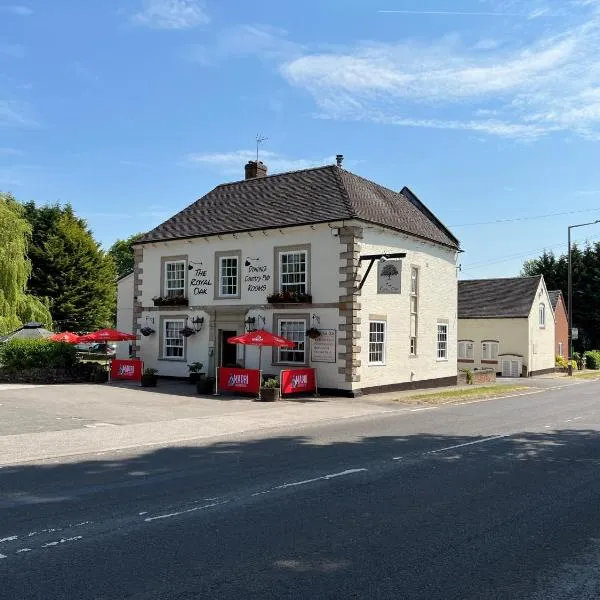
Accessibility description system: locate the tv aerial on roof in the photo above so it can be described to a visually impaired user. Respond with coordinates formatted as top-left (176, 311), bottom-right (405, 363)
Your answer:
top-left (256, 134), bottom-right (268, 162)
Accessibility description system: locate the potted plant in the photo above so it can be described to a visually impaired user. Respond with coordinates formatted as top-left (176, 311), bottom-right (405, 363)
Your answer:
top-left (91, 365), bottom-right (109, 383)
top-left (140, 326), bottom-right (155, 336)
top-left (141, 367), bottom-right (158, 387)
top-left (187, 362), bottom-right (204, 384)
top-left (259, 377), bottom-right (280, 402)
top-left (197, 375), bottom-right (215, 395)
top-left (306, 327), bottom-right (321, 339)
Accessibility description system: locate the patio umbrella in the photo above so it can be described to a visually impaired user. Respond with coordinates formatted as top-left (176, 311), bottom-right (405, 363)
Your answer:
top-left (227, 329), bottom-right (295, 370)
top-left (77, 328), bottom-right (137, 343)
top-left (0, 322), bottom-right (53, 342)
top-left (49, 331), bottom-right (81, 343)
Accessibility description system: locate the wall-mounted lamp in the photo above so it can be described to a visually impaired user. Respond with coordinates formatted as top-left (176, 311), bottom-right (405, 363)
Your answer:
top-left (245, 314), bottom-right (265, 331)
top-left (312, 314), bottom-right (320, 326)
top-left (245, 257), bottom-right (259, 267)
top-left (191, 316), bottom-right (204, 332)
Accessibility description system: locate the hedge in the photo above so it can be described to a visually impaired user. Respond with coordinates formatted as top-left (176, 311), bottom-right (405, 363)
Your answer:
top-left (0, 339), bottom-right (78, 371)
top-left (584, 350), bottom-right (600, 370)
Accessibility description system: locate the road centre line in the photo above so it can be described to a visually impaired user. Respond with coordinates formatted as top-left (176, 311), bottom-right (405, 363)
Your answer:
top-left (144, 500), bottom-right (229, 522)
top-left (428, 434), bottom-right (511, 454)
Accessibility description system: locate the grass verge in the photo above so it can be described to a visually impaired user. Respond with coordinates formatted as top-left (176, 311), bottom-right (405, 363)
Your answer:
top-left (400, 385), bottom-right (532, 405)
top-left (571, 371), bottom-right (600, 380)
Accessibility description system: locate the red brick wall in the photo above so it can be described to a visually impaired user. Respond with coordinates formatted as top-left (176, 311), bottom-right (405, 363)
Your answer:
top-left (458, 369), bottom-right (497, 385)
top-left (554, 295), bottom-right (568, 358)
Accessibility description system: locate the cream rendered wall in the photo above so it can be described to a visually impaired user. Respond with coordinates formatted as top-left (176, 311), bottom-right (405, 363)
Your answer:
top-left (136, 223), bottom-right (347, 384)
top-left (457, 318), bottom-right (529, 370)
top-left (528, 279), bottom-right (555, 373)
top-left (116, 273), bottom-right (134, 359)
top-left (358, 227), bottom-right (458, 388)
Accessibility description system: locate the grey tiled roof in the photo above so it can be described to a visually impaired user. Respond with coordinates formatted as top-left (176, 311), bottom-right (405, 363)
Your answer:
top-left (458, 276), bottom-right (542, 319)
top-left (548, 290), bottom-right (562, 311)
top-left (138, 165), bottom-right (459, 249)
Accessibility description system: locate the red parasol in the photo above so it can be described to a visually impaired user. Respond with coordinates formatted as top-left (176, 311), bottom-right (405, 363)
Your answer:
top-left (227, 329), bottom-right (294, 370)
top-left (49, 331), bottom-right (81, 343)
top-left (78, 328), bottom-right (137, 343)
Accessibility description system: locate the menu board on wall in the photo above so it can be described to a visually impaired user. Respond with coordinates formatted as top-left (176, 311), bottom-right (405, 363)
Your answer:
top-left (310, 329), bottom-right (337, 363)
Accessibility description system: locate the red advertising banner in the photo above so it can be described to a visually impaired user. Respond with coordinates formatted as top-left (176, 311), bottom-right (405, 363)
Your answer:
top-left (280, 368), bottom-right (317, 395)
top-left (218, 368), bottom-right (261, 395)
top-left (111, 359), bottom-right (143, 381)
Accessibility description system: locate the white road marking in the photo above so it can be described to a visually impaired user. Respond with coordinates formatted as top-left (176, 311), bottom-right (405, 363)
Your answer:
top-left (0, 553), bottom-right (6, 559)
top-left (0, 536), bottom-right (17, 543)
top-left (410, 407), bottom-right (438, 412)
top-left (429, 434), bottom-right (510, 454)
top-left (144, 500), bottom-right (228, 522)
top-left (41, 536), bottom-right (82, 548)
top-left (16, 548), bottom-right (31, 553)
top-left (138, 512), bottom-right (148, 516)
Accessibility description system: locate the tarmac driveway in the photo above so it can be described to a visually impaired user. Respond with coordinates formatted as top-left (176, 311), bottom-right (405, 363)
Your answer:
top-left (0, 381), bottom-right (272, 437)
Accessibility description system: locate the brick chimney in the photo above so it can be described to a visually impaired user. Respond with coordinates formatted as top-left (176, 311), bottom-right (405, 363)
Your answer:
top-left (245, 160), bottom-right (267, 180)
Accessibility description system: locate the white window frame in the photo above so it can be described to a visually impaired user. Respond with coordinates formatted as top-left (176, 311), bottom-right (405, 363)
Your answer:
top-left (277, 318), bottom-right (307, 364)
top-left (163, 319), bottom-right (185, 359)
top-left (279, 250), bottom-right (308, 294)
top-left (482, 341), bottom-right (499, 361)
top-left (410, 266), bottom-right (419, 356)
top-left (369, 321), bottom-right (386, 365)
top-left (219, 255), bottom-right (239, 298)
top-left (539, 303), bottom-right (546, 328)
top-left (458, 341), bottom-right (474, 360)
top-left (437, 323), bottom-right (448, 361)
top-left (164, 260), bottom-right (186, 298)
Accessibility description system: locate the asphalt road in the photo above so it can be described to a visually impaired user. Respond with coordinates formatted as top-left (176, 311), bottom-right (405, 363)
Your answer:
top-left (1, 380), bottom-right (600, 599)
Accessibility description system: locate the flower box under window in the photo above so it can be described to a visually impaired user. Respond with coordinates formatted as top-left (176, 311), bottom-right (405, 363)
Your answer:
top-left (267, 291), bottom-right (312, 304)
top-left (152, 295), bottom-right (189, 307)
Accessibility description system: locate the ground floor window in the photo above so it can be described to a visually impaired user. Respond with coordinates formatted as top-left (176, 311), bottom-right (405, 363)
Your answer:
top-left (410, 336), bottom-right (417, 356)
top-left (369, 321), bottom-right (386, 365)
top-left (164, 319), bottom-right (185, 358)
top-left (278, 319), bottom-right (307, 364)
top-left (458, 340), bottom-right (474, 360)
top-left (482, 341), bottom-right (499, 361)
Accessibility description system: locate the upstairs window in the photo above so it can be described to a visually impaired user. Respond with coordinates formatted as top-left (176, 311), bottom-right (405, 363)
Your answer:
top-left (219, 256), bottom-right (239, 297)
top-left (280, 250), bottom-right (307, 294)
top-left (539, 303), bottom-right (546, 328)
top-left (165, 261), bottom-right (185, 297)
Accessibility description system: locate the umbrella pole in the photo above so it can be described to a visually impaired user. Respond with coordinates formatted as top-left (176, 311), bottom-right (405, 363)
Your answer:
top-left (258, 346), bottom-right (263, 400)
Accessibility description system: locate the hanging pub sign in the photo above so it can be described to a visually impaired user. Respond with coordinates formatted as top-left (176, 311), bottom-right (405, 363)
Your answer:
top-left (377, 259), bottom-right (402, 294)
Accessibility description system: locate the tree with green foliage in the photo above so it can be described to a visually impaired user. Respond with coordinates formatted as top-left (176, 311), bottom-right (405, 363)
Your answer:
top-left (522, 243), bottom-right (600, 351)
top-left (22, 201), bottom-right (117, 331)
top-left (108, 232), bottom-right (144, 280)
top-left (0, 193), bottom-right (52, 334)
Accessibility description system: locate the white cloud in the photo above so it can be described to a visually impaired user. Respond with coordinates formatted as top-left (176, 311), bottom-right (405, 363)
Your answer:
top-left (188, 24), bottom-right (301, 65)
top-left (132, 0), bottom-right (209, 30)
top-left (184, 150), bottom-right (334, 175)
top-left (0, 100), bottom-right (37, 128)
top-left (0, 5), bottom-right (32, 16)
top-left (280, 3), bottom-right (600, 140)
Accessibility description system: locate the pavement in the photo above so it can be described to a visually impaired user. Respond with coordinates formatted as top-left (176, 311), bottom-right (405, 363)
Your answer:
top-left (1, 378), bottom-right (600, 598)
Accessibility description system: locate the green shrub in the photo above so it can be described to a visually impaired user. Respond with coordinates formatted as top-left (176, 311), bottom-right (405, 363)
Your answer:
top-left (0, 339), bottom-right (78, 371)
top-left (460, 368), bottom-right (474, 384)
top-left (556, 355), bottom-right (568, 368)
top-left (584, 350), bottom-right (600, 370)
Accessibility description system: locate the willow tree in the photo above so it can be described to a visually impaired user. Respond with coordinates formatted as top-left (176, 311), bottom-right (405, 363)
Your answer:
top-left (0, 193), bottom-right (52, 334)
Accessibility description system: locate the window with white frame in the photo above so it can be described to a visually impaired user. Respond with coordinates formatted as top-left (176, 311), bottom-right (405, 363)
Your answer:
top-left (410, 266), bottom-right (419, 355)
top-left (165, 261), bottom-right (185, 297)
top-left (558, 342), bottom-right (564, 357)
top-left (278, 319), bottom-right (306, 363)
top-left (219, 256), bottom-right (238, 297)
top-left (482, 341), bottom-right (499, 361)
top-left (369, 321), bottom-right (386, 365)
top-left (437, 323), bottom-right (448, 360)
top-left (458, 341), bottom-right (474, 360)
top-left (280, 251), bottom-right (307, 294)
top-left (163, 319), bottom-right (185, 358)
top-left (539, 303), bottom-right (546, 327)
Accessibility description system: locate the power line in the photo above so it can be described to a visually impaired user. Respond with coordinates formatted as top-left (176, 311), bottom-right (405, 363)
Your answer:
top-left (460, 235), bottom-right (600, 272)
top-left (451, 207), bottom-right (600, 228)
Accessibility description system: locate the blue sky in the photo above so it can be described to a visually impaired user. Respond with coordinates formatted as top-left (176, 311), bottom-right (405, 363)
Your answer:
top-left (2, 0), bottom-right (600, 279)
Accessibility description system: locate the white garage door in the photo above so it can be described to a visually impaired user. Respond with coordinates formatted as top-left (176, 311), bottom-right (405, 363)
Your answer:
top-left (502, 359), bottom-right (520, 378)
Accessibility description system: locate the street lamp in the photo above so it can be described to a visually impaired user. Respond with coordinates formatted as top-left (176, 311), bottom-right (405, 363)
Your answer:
top-left (568, 220), bottom-right (600, 375)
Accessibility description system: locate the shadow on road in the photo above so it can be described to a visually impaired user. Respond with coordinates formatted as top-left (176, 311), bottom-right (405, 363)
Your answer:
top-left (1, 427), bottom-right (599, 599)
